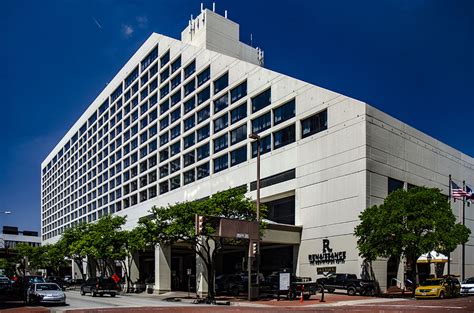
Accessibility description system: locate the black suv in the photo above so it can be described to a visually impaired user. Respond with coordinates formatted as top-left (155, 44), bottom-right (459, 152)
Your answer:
top-left (80, 277), bottom-right (118, 297)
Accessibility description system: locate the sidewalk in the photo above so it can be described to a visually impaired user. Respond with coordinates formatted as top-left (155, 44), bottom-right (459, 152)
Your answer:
top-left (131, 290), bottom-right (410, 308)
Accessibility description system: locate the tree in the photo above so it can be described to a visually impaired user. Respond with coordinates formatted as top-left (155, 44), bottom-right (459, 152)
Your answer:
top-left (15, 243), bottom-right (47, 275)
top-left (354, 187), bottom-right (470, 292)
top-left (43, 243), bottom-right (69, 276)
top-left (116, 227), bottom-right (146, 292)
top-left (85, 215), bottom-right (127, 277)
top-left (138, 187), bottom-right (265, 302)
top-left (60, 223), bottom-right (89, 280)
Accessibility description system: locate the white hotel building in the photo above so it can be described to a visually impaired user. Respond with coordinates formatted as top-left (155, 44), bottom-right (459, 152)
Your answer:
top-left (41, 8), bottom-right (474, 293)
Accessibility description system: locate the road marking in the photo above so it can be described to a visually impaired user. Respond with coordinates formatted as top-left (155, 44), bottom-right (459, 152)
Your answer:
top-left (357, 304), bottom-right (465, 309)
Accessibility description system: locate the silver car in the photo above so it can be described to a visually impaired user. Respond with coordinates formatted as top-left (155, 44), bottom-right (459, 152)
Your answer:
top-left (461, 277), bottom-right (474, 295)
top-left (27, 283), bottom-right (66, 305)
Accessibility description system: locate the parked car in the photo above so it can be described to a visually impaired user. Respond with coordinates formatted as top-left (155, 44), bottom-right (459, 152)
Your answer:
top-left (415, 277), bottom-right (460, 299)
top-left (11, 275), bottom-right (45, 300)
top-left (26, 283), bottom-right (66, 305)
top-left (45, 276), bottom-right (68, 290)
top-left (215, 273), bottom-right (265, 296)
top-left (80, 277), bottom-right (118, 297)
top-left (316, 273), bottom-right (376, 296)
top-left (0, 276), bottom-right (12, 294)
top-left (461, 277), bottom-right (474, 295)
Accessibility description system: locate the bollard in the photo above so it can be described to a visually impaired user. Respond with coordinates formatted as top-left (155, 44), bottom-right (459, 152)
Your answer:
top-left (300, 284), bottom-right (304, 303)
top-left (320, 286), bottom-right (325, 302)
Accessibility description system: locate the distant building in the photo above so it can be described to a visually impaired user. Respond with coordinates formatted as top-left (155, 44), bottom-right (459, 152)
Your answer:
top-left (0, 226), bottom-right (41, 249)
top-left (41, 7), bottom-right (473, 293)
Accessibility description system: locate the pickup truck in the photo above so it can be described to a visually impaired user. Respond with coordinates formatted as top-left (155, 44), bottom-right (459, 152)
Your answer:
top-left (316, 273), bottom-right (375, 296)
top-left (80, 277), bottom-right (118, 297)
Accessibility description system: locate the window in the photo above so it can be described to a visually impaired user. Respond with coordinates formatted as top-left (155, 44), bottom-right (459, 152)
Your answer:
top-left (197, 143), bottom-right (209, 160)
top-left (141, 73), bottom-right (149, 86)
top-left (301, 109), bottom-right (327, 138)
top-left (141, 46), bottom-right (158, 71)
top-left (160, 133), bottom-right (169, 146)
top-left (170, 175), bottom-right (180, 190)
top-left (196, 124), bottom-right (209, 142)
top-left (197, 162), bottom-right (210, 179)
top-left (197, 105), bottom-right (210, 123)
top-left (274, 99), bottom-right (295, 125)
top-left (264, 195), bottom-right (295, 225)
top-left (171, 91), bottom-right (181, 106)
top-left (230, 124), bottom-right (247, 145)
top-left (171, 108), bottom-right (181, 123)
top-left (231, 146), bottom-right (247, 166)
top-left (183, 133), bottom-right (195, 149)
top-left (140, 131), bottom-right (148, 144)
top-left (184, 169), bottom-right (195, 185)
top-left (171, 74), bottom-right (181, 90)
top-left (273, 124), bottom-right (295, 149)
top-left (170, 125), bottom-right (180, 140)
top-left (251, 135), bottom-right (271, 158)
top-left (159, 164), bottom-right (169, 178)
top-left (231, 103), bottom-right (246, 124)
top-left (148, 109), bottom-right (157, 122)
top-left (214, 72), bottom-right (228, 94)
top-left (99, 100), bottom-right (109, 115)
top-left (250, 169), bottom-right (295, 191)
top-left (160, 67), bottom-right (170, 82)
top-left (125, 67), bottom-right (139, 88)
top-left (111, 85), bottom-right (123, 102)
top-left (214, 94), bottom-right (228, 113)
top-left (159, 149), bottom-right (169, 162)
top-left (230, 81), bottom-right (247, 103)
top-left (252, 88), bottom-right (271, 113)
top-left (170, 158), bottom-right (180, 173)
top-left (388, 177), bottom-right (404, 194)
top-left (184, 59), bottom-right (196, 79)
top-left (160, 50), bottom-right (170, 67)
top-left (213, 114), bottom-right (228, 133)
top-left (197, 86), bottom-right (210, 105)
top-left (159, 181), bottom-right (169, 194)
top-left (184, 97), bottom-right (195, 113)
top-left (170, 141), bottom-right (180, 156)
top-left (184, 115), bottom-right (195, 131)
top-left (183, 151), bottom-right (195, 167)
top-left (184, 79), bottom-right (195, 96)
top-left (160, 84), bottom-right (169, 98)
top-left (214, 134), bottom-right (228, 153)
top-left (149, 78), bottom-right (158, 92)
top-left (213, 154), bottom-right (228, 173)
top-left (171, 56), bottom-right (181, 73)
top-left (252, 112), bottom-right (271, 133)
top-left (160, 99), bottom-right (169, 114)
top-left (150, 63), bottom-right (158, 77)
top-left (160, 115), bottom-right (169, 130)
top-left (197, 66), bottom-right (210, 87)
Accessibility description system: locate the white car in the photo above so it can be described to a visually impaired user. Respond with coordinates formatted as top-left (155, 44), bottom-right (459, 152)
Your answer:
top-left (461, 277), bottom-right (474, 295)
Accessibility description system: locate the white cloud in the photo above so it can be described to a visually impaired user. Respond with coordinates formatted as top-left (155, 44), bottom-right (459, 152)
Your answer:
top-left (122, 24), bottom-right (134, 38)
top-left (136, 16), bottom-right (148, 29)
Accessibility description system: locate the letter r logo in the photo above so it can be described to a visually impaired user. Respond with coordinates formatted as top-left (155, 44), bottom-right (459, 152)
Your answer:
top-left (322, 239), bottom-right (332, 253)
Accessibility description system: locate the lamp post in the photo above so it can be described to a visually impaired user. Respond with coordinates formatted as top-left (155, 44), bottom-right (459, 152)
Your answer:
top-left (249, 133), bottom-right (261, 301)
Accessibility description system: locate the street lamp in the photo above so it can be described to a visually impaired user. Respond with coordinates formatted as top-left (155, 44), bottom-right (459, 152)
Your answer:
top-left (0, 211), bottom-right (12, 215)
top-left (248, 133), bottom-right (261, 301)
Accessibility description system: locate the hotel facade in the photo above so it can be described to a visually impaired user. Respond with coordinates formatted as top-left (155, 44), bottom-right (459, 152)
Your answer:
top-left (41, 8), bottom-right (474, 293)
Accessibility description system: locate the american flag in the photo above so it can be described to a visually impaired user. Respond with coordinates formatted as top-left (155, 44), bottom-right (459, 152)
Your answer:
top-left (451, 180), bottom-right (468, 199)
top-left (467, 185), bottom-right (473, 201)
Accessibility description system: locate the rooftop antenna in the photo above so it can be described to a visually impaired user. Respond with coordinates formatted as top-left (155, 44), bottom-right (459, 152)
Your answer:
top-left (250, 33), bottom-right (253, 47)
top-left (212, 2), bottom-right (215, 12)
top-left (224, 10), bottom-right (228, 18)
top-left (201, 3), bottom-right (204, 12)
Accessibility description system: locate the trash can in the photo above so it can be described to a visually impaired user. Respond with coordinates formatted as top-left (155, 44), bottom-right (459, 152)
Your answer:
top-left (249, 286), bottom-right (259, 300)
top-left (146, 283), bottom-right (154, 294)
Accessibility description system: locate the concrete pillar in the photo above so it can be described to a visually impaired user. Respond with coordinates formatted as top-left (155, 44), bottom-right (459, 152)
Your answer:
top-left (154, 244), bottom-right (171, 293)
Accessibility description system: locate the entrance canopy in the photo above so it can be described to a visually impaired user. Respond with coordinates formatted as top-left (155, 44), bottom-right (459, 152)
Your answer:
top-left (417, 251), bottom-right (448, 263)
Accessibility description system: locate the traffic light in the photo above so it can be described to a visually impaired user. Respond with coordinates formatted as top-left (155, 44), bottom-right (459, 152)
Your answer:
top-left (251, 241), bottom-right (258, 257)
top-left (196, 215), bottom-right (204, 235)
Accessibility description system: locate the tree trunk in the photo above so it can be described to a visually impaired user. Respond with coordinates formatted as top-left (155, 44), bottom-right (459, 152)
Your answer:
top-left (206, 263), bottom-right (215, 302)
top-left (411, 256), bottom-right (417, 296)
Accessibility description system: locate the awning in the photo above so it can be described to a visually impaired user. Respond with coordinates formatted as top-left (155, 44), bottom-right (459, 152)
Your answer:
top-left (417, 251), bottom-right (448, 263)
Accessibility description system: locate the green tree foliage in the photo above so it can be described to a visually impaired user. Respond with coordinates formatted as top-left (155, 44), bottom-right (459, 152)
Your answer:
top-left (60, 223), bottom-right (89, 279)
top-left (42, 243), bottom-right (69, 276)
top-left (355, 187), bottom-right (470, 289)
top-left (138, 187), bottom-right (264, 301)
top-left (117, 227), bottom-right (146, 292)
top-left (15, 243), bottom-right (47, 275)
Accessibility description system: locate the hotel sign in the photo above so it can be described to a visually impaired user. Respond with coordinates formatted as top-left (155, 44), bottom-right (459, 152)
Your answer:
top-left (308, 239), bottom-right (346, 265)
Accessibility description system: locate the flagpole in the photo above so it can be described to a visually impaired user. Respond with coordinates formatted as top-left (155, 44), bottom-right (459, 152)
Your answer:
top-left (462, 180), bottom-right (466, 281)
top-left (448, 174), bottom-right (452, 276)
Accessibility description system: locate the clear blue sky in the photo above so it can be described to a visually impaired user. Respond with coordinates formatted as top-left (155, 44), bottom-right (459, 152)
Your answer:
top-left (1, 0), bottom-right (473, 232)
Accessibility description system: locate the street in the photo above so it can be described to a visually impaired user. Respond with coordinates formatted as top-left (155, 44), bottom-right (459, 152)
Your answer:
top-left (2, 291), bottom-right (474, 312)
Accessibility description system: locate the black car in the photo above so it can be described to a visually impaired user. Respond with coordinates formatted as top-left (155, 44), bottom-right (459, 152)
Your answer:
top-left (0, 276), bottom-right (12, 294)
top-left (80, 277), bottom-right (118, 297)
top-left (45, 276), bottom-right (68, 290)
